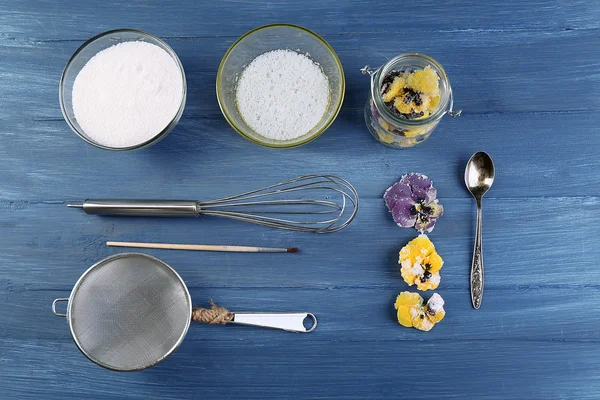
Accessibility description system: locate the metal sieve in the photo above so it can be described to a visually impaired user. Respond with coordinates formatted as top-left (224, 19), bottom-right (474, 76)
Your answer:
top-left (53, 253), bottom-right (316, 371)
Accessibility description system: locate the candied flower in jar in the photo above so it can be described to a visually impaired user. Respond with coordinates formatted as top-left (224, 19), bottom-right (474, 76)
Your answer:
top-left (406, 65), bottom-right (440, 95)
top-left (399, 234), bottom-right (443, 290)
top-left (384, 172), bottom-right (443, 233)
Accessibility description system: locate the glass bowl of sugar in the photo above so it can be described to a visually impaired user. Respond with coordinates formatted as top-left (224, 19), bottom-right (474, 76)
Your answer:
top-left (59, 29), bottom-right (187, 151)
top-left (217, 24), bottom-right (345, 148)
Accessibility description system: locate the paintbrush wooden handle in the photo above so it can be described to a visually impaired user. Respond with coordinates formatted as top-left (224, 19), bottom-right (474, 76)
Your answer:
top-left (106, 241), bottom-right (296, 253)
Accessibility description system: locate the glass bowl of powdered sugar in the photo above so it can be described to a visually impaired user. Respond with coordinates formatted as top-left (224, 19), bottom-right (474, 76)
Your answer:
top-left (59, 29), bottom-right (187, 150)
top-left (217, 24), bottom-right (345, 148)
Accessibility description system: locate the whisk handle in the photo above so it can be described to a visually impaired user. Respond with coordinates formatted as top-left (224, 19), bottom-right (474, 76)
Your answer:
top-left (70, 200), bottom-right (200, 217)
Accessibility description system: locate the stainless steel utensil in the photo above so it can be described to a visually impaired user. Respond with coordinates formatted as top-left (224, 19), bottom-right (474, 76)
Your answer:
top-left (68, 175), bottom-right (358, 233)
top-left (52, 253), bottom-right (317, 371)
top-left (464, 152), bottom-right (495, 309)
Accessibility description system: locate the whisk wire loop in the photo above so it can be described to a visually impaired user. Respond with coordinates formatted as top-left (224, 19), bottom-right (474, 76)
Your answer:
top-left (198, 175), bottom-right (358, 233)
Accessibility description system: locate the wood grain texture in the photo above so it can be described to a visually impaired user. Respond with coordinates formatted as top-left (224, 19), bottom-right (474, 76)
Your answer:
top-left (0, 1), bottom-right (599, 399)
top-left (3, 338), bottom-right (598, 400)
top-left (1, 0), bottom-right (599, 39)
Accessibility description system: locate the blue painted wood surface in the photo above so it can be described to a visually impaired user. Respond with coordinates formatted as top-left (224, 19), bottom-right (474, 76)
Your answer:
top-left (1, 1), bottom-right (599, 398)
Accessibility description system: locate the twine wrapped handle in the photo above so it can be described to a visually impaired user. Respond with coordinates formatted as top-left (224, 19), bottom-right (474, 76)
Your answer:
top-left (192, 300), bottom-right (234, 324)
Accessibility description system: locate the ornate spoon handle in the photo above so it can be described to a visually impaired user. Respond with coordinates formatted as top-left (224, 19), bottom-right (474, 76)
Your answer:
top-left (470, 199), bottom-right (484, 309)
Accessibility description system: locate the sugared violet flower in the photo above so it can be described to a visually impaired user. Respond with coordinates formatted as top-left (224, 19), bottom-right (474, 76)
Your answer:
top-left (384, 173), bottom-right (443, 232)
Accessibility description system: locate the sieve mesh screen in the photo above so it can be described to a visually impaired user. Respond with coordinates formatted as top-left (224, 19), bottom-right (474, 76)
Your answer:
top-left (68, 253), bottom-right (191, 371)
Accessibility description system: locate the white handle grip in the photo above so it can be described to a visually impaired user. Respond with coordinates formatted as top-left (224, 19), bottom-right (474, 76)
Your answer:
top-left (231, 313), bottom-right (317, 333)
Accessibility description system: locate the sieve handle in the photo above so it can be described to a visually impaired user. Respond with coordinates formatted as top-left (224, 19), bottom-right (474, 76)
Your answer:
top-left (52, 298), bottom-right (69, 317)
top-left (231, 312), bottom-right (317, 333)
top-left (68, 200), bottom-right (200, 217)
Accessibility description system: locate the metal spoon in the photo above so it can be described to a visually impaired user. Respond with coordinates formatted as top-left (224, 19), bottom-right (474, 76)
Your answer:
top-left (464, 152), bottom-right (495, 309)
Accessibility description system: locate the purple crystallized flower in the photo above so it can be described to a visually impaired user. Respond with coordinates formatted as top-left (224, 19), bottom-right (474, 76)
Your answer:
top-left (384, 173), bottom-right (444, 232)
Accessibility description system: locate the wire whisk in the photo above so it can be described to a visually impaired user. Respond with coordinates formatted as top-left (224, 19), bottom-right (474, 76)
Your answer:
top-left (69, 174), bottom-right (359, 233)
top-left (198, 175), bottom-right (358, 233)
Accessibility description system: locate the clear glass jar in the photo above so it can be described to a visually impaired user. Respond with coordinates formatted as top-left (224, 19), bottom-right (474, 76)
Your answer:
top-left (362, 53), bottom-right (460, 149)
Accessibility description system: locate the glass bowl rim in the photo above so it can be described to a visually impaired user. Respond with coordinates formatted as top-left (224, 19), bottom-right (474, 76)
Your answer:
top-left (59, 28), bottom-right (187, 151)
top-left (216, 23), bottom-right (346, 149)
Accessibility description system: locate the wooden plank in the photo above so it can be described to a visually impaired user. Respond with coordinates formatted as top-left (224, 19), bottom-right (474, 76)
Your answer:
top-left (1, 29), bottom-right (600, 123)
top-left (1, 0), bottom-right (599, 40)
top-left (1, 110), bottom-right (599, 199)
top-left (1, 338), bottom-right (599, 399)
top-left (0, 197), bottom-right (597, 289)
top-left (3, 287), bottom-right (598, 342)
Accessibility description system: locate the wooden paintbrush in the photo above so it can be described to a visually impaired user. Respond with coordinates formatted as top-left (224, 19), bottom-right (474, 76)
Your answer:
top-left (106, 241), bottom-right (299, 253)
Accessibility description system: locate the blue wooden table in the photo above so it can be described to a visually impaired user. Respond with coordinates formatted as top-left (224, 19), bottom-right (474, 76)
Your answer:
top-left (2, 1), bottom-right (599, 398)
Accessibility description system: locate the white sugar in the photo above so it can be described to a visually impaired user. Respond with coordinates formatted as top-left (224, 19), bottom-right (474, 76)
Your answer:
top-left (427, 293), bottom-right (445, 313)
top-left (236, 49), bottom-right (329, 141)
top-left (72, 41), bottom-right (184, 148)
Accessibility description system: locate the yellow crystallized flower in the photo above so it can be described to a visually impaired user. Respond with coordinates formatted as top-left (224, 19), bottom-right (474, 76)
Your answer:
top-left (403, 128), bottom-right (424, 138)
top-left (394, 292), bottom-right (423, 327)
top-left (428, 251), bottom-right (443, 270)
top-left (400, 235), bottom-right (435, 262)
top-left (429, 94), bottom-right (441, 111)
top-left (424, 293), bottom-right (446, 325)
top-left (382, 76), bottom-right (406, 102)
top-left (409, 94), bottom-right (431, 114)
top-left (399, 235), bottom-right (444, 290)
top-left (379, 131), bottom-right (395, 144)
top-left (393, 97), bottom-right (413, 114)
top-left (411, 308), bottom-right (435, 331)
top-left (378, 118), bottom-right (391, 132)
top-left (394, 292), bottom-right (445, 331)
top-left (415, 274), bottom-right (440, 291)
top-left (406, 65), bottom-right (440, 95)
top-left (426, 306), bottom-right (445, 324)
top-left (380, 66), bottom-right (442, 120)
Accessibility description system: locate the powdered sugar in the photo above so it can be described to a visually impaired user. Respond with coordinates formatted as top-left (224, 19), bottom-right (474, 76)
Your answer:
top-left (72, 41), bottom-right (184, 148)
top-left (236, 49), bottom-right (329, 141)
top-left (427, 293), bottom-right (445, 313)
top-left (401, 259), bottom-right (425, 277)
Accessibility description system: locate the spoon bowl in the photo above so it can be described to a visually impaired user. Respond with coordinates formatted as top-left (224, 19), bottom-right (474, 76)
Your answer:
top-left (465, 151), bottom-right (495, 200)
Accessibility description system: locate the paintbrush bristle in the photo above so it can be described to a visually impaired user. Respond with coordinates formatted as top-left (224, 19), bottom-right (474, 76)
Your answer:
top-left (287, 247), bottom-right (299, 253)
